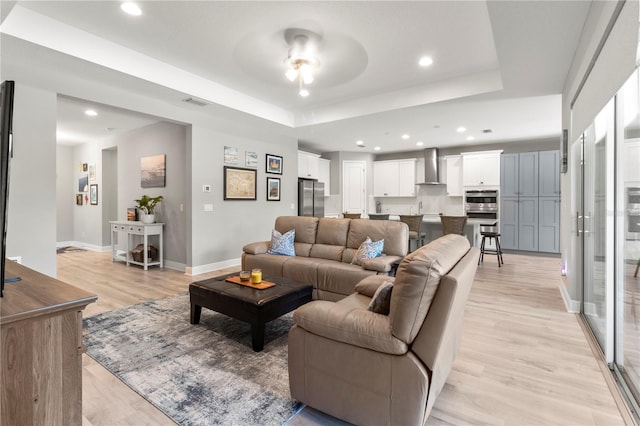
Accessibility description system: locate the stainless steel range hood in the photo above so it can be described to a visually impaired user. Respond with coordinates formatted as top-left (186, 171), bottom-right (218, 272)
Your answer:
top-left (417, 148), bottom-right (441, 185)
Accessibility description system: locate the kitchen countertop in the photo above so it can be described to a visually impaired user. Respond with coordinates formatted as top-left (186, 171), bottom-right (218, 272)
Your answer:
top-left (386, 214), bottom-right (497, 226)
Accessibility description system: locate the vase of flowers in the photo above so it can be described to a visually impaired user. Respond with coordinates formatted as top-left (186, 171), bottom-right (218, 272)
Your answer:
top-left (135, 195), bottom-right (163, 224)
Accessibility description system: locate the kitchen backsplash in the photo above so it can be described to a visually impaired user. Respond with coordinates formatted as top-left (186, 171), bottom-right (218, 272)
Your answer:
top-left (369, 184), bottom-right (465, 216)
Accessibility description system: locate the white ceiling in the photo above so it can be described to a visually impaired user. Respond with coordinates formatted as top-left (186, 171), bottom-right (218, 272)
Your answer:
top-left (0, 1), bottom-right (592, 152)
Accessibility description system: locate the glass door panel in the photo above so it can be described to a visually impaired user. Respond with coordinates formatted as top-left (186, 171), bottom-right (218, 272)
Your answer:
top-left (615, 70), bottom-right (640, 407)
top-left (582, 100), bottom-right (615, 357)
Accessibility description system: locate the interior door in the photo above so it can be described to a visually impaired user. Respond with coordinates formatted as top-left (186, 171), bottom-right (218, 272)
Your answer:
top-left (343, 161), bottom-right (366, 215)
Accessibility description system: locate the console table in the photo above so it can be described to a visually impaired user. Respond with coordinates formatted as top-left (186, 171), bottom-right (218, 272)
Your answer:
top-left (1, 260), bottom-right (97, 425)
top-left (110, 221), bottom-right (164, 270)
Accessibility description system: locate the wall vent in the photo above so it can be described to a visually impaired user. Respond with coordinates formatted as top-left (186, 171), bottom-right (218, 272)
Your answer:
top-left (482, 129), bottom-right (493, 133)
top-left (182, 97), bottom-right (209, 107)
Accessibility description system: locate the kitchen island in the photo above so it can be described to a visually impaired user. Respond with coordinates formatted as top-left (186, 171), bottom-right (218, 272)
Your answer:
top-left (387, 214), bottom-right (496, 248)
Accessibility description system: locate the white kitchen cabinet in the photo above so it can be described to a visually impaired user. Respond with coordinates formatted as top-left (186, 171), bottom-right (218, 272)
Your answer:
top-left (298, 151), bottom-right (320, 179)
top-left (318, 158), bottom-right (331, 196)
top-left (445, 155), bottom-right (463, 196)
top-left (373, 159), bottom-right (416, 197)
top-left (624, 139), bottom-right (640, 184)
top-left (462, 150), bottom-right (502, 187)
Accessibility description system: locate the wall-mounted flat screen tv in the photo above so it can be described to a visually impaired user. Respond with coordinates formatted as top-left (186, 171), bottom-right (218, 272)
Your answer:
top-left (1, 80), bottom-right (15, 297)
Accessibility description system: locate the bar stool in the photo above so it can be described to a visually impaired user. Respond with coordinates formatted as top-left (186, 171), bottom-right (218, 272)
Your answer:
top-left (399, 215), bottom-right (425, 252)
top-left (368, 214), bottom-right (390, 220)
top-left (479, 231), bottom-right (504, 267)
top-left (343, 212), bottom-right (361, 219)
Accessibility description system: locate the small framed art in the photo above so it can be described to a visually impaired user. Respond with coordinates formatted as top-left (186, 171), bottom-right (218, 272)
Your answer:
top-left (267, 177), bottom-right (281, 201)
top-left (76, 194), bottom-right (83, 206)
top-left (266, 154), bottom-right (282, 175)
top-left (90, 184), bottom-right (98, 205)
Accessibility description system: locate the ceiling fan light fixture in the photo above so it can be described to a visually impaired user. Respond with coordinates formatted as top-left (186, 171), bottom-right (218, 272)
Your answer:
top-left (284, 29), bottom-right (321, 95)
top-left (299, 88), bottom-right (310, 97)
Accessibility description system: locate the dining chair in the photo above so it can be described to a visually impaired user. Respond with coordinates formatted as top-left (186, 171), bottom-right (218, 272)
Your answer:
top-left (343, 212), bottom-right (361, 219)
top-left (399, 215), bottom-right (425, 251)
top-left (440, 215), bottom-right (468, 236)
top-left (368, 214), bottom-right (390, 220)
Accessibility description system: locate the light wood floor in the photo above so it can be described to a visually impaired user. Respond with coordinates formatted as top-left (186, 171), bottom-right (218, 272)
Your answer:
top-left (57, 250), bottom-right (629, 426)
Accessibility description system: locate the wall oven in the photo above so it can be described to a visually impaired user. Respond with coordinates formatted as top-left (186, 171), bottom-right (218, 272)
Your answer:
top-left (465, 190), bottom-right (498, 219)
top-left (627, 188), bottom-right (640, 240)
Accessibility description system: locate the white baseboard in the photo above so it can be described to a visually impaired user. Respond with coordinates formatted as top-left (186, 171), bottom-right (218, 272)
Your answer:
top-left (558, 281), bottom-right (580, 313)
top-left (186, 258), bottom-right (241, 276)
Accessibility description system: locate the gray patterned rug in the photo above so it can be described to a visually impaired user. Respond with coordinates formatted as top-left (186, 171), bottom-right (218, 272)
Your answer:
top-left (83, 292), bottom-right (302, 426)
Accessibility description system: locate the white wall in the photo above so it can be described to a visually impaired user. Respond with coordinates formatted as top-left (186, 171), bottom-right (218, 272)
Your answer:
top-left (6, 83), bottom-right (57, 277)
top-left (560, 1), bottom-right (639, 305)
top-left (56, 144), bottom-right (74, 242)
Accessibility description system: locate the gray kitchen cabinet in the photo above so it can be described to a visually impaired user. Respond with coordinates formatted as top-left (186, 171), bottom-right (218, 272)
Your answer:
top-left (501, 154), bottom-right (519, 197)
top-left (500, 150), bottom-right (559, 253)
top-left (518, 197), bottom-right (539, 251)
top-left (500, 197), bottom-right (519, 249)
top-left (539, 150), bottom-right (561, 197)
top-left (538, 197), bottom-right (560, 252)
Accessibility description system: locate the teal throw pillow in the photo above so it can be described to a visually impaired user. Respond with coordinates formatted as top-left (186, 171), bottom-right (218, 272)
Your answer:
top-left (351, 236), bottom-right (384, 266)
top-left (267, 229), bottom-right (296, 256)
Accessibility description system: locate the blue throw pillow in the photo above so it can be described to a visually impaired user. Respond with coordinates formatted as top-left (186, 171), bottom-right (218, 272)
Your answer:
top-left (351, 236), bottom-right (384, 266)
top-left (267, 229), bottom-right (296, 256)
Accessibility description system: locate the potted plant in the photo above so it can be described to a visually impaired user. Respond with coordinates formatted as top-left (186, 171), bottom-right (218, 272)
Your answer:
top-left (135, 195), bottom-right (163, 224)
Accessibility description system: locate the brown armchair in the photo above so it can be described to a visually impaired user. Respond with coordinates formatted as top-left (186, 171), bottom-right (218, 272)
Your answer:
top-left (288, 235), bottom-right (480, 425)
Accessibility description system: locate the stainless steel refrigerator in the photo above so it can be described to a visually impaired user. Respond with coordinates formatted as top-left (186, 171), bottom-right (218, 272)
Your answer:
top-left (298, 179), bottom-right (325, 217)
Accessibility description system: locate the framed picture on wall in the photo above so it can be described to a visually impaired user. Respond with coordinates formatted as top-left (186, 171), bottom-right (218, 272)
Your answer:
top-left (223, 166), bottom-right (257, 200)
top-left (245, 151), bottom-right (258, 168)
top-left (76, 194), bottom-right (83, 206)
top-left (90, 184), bottom-right (98, 205)
top-left (224, 146), bottom-right (239, 165)
top-left (266, 177), bottom-right (280, 201)
top-left (141, 154), bottom-right (166, 188)
top-left (78, 175), bottom-right (89, 192)
top-left (266, 154), bottom-right (282, 175)
top-left (89, 164), bottom-right (96, 181)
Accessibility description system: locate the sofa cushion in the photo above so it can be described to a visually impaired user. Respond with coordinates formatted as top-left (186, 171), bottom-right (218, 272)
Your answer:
top-left (355, 275), bottom-right (396, 297)
top-left (241, 253), bottom-right (290, 277)
top-left (317, 262), bottom-right (378, 297)
top-left (367, 281), bottom-right (393, 315)
top-left (316, 218), bottom-right (350, 246)
top-left (294, 242), bottom-right (313, 257)
top-left (351, 237), bottom-right (384, 266)
top-left (275, 216), bottom-right (319, 244)
top-left (310, 244), bottom-right (345, 262)
top-left (347, 219), bottom-right (409, 257)
top-left (390, 234), bottom-right (470, 344)
top-left (268, 229), bottom-right (295, 256)
top-left (282, 257), bottom-right (337, 287)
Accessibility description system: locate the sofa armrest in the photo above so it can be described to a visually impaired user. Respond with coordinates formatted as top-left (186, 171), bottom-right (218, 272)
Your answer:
top-left (361, 255), bottom-right (403, 272)
top-left (242, 241), bottom-right (270, 255)
top-left (355, 275), bottom-right (395, 297)
top-left (293, 300), bottom-right (408, 355)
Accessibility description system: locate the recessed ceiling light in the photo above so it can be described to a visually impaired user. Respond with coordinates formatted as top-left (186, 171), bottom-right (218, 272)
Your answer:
top-left (299, 89), bottom-right (310, 97)
top-left (456, 126), bottom-right (466, 133)
top-left (121, 2), bottom-right (142, 16)
top-left (401, 134), bottom-right (410, 140)
top-left (418, 56), bottom-right (433, 67)
top-left (466, 136), bottom-right (475, 141)
top-left (356, 140), bottom-right (364, 146)
top-left (416, 141), bottom-right (424, 147)
top-left (85, 109), bottom-right (98, 117)
top-left (374, 146), bottom-right (381, 151)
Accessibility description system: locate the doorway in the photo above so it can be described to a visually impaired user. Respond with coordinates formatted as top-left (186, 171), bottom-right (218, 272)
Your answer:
top-left (101, 147), bottom-right (118, 247)
top-left (342, 161), bottom-right (366, 215)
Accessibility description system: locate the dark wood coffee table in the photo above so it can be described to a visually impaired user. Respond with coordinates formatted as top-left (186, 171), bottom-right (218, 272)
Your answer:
top-left (189, 274), bottom-right (312, 351)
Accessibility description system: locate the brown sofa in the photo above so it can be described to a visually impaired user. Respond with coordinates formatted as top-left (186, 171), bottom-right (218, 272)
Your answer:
top-left (241, 216), bottom-right (409, 301)
top-left (288, 234), bottom-right (480, 425)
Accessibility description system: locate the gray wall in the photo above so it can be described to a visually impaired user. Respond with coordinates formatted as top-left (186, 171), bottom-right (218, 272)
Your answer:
top-left (65, 121), bottom-right (188, 266)
top-left (56, 144), bottom-right (74, 242)
top-left (6, 83), bottom-right (57, 277)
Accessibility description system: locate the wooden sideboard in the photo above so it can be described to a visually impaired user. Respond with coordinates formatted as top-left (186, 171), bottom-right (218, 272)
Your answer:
top-left (0, 260), bottom-right (97, 425)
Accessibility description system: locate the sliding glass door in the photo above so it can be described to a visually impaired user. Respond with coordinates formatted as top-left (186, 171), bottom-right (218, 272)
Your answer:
top-left (614, 70), bottom-right (640, 409)
top-left (581, 100), bottom-right (615, 356)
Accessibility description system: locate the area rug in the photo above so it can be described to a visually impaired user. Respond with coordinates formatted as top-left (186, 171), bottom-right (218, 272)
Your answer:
top-left (83, 293), bottom-right (303, 426)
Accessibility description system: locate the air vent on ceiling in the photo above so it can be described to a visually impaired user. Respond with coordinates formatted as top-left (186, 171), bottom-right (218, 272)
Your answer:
top-left (182, 97), bottom-right (209, 107)
top-left (482, 129), bottom-right (493, 134)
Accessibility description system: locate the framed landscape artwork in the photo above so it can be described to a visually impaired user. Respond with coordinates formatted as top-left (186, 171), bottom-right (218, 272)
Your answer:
top-left (266, 154), bottom-right (282, 175)
top-left (223, 166), bottom-right (256, 200)
top-left (78, 175), bottom-right (89, 192)
top-left (141, 154), bottom-right (166, 188)
top-left (266, 177), bottom-right (280, 201)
